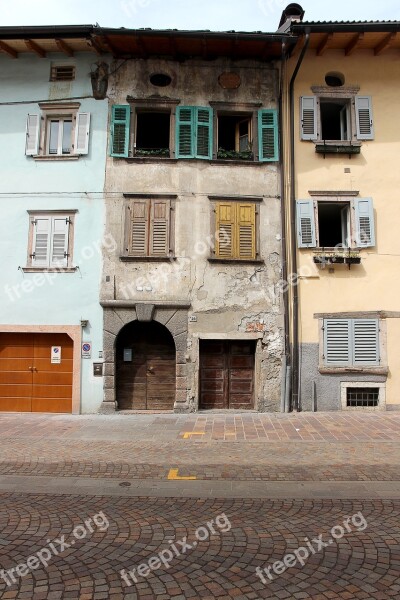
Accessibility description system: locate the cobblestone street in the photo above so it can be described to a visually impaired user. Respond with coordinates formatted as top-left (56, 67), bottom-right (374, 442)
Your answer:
top-left (0, 413), bottom-right (399, 598)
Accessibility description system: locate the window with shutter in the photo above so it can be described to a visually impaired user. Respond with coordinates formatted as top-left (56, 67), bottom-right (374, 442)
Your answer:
top-left (354, 198), bottom-right (375, 248)
top-left (111, 105), bottom-right (130, 157)
top-left (215, 202), bottom-right (257, 260)
top-left (258, 109), bottom-right (279, 161)
top-left (75, 113), bottom-right (90, 155)
top-left (300, 97), bottom-right (317, 140)
top-left (126, 199), bottom-right (172, 258)
top-left (29, 213), bottom-right (73, 269)
top-left (176, 107), bottom-right (212, 159)
top-left (355, 96), bottom-right (374, 140)
top-left (324, 318), bottom-right (380, 367)
top-left (296, 200), bottom-right (316, 248)
top-left (25, 114), bottom-right (40, 156)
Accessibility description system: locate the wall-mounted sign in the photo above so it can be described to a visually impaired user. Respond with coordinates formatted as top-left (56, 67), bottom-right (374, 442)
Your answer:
top-left (82, 342), bottom-right (92, 359)
top-left (123, 348), bottom-right (132, 362)
top-left (93, 363), bottom-right (103, 377)
top-left (51, 346), bottom-right (61, 364)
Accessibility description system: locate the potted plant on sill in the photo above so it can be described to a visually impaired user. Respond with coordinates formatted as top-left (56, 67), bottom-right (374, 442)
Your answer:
top-left (313, 250), bottom-right (361, 266)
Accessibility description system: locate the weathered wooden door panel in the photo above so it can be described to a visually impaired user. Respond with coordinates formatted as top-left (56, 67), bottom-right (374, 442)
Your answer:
top-left (199, 340), bottom-right (255, 410)
top-left (116, 322), bottom-right (176, 410)
top-left (0, 334), bottom-right (33, 412)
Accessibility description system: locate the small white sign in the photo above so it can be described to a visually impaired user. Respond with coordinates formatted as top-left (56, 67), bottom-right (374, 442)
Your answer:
top-left (82, 342), bottom-right (92, 359)
top-left (124, 348), bottom-right (132, 362)
top-left (51, 346), bottom-right (61, 364)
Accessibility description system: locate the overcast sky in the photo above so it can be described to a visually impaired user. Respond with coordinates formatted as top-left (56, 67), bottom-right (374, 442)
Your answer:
top-left (1, 0), bottom-right (399, 30)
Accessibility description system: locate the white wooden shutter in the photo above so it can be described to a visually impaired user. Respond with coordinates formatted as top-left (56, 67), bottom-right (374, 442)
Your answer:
top-left (25, 114), bottom-right (40, 155)
top-left (32, 217), bottom-right (51, 267)
top-left (51, 217), bottom-right (69, 267)
top-left (324, 319), bottom-right (351, 366)
top-left (296, 200), bottom-right (316, 248)
top-left (300, 97), bottom-right (317, 140)
top-left (354, 198), bottom-right (375, 247)
top-left (74, 112), bottom-right (90, 155)
top-left (353, 319), bottom-right (379, 366)
top-left (150, 200), bottom-right (170, 256)
top-left (355, 96), bottom-right (374, 140)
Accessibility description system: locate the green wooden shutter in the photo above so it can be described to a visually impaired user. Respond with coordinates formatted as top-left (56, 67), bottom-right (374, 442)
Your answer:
top-left (258, 109), bottom-right (278, 162)
top-left (354, 198), bottom-right (375, 247)
top-left (324, 319), bottom-right (351, 366)
top-left (111, 105), bottom-right (130, 158)
top-left (195, 107), bottom-right (212, 159)
top-left (296, 200), bottom-right (316, 248)
top-left (353, 319), bottom-right (379, 366)
top-left (176, 106), bottom-right (194, 158)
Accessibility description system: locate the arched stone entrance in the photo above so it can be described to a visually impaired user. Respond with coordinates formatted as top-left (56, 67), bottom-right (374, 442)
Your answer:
top-left (116, 320), bottom-right (176, 410)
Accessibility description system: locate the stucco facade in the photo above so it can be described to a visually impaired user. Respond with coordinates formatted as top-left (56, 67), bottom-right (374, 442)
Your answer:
top-left (282, 18), bottom-right (400, 411)
top-left (0, 43), bottom-right (109, 413)
top-left (100, 55), bottom-right (286, 413)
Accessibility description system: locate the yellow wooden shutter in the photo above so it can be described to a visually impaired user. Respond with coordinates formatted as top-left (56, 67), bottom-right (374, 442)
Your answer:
top-left (129, 200), bottom-right (149, 255)
top-left (150, 200), bottom-right (170, 256)
top-left (216, 202), bottom-right (235, 259)
top-left (237, 203), bottom-right (256, 260)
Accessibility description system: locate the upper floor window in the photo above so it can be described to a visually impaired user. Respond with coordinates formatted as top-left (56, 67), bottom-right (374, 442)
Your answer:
top-left (296, 197), bottom-right (375, 249)
top-left (50, 65), bottom-right (75, 82)
top-left (26, 212), bottom-right (76, 270)
top-left (209, 199), bottom-right (261, 262)
top-left (300, 87), bottom-right (374, 143)
top-left (25, 102), bottom-right (90, 159)
top-left (110, 103), bottom-right (278, 162)
top-left (122, 196), bottom-right (175, 259)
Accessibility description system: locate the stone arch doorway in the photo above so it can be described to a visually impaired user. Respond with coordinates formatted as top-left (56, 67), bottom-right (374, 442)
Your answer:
top-left (116, 320), bottom-right (176, 410)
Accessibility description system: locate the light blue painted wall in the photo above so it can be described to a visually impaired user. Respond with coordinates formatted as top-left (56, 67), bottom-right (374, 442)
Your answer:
top-left (0, 53), bottom-right (109, 413)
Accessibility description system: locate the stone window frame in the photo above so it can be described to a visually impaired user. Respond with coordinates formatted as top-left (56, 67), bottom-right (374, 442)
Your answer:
top-left (36, 102), bottom-right (82, 161)
top-left (210, 101), bottom-right (262, 162)
top-left (340, 381), bottom-right (386, 411)
top-left (312, 85), bottom-right (361, 146)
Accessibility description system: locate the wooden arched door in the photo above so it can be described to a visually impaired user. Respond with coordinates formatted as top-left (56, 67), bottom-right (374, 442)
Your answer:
top-left (116, 321), bottom-right (176, 410)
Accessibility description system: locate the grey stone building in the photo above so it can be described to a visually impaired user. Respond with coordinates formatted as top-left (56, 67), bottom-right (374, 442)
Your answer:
top-left (98, 28), bottom-right (293, 413)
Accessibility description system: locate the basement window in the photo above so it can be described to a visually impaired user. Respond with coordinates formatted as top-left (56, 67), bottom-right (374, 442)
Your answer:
top-left (50, 65), bottom-right (75, 82)
top-left (135, 111), bottom-right (170, 157)
top-left (340, 382), bottom-right (386, 410)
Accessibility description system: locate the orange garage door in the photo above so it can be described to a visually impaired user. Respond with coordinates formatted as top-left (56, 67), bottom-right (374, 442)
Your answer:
top-left (0, 333), bottom-right (73, 413)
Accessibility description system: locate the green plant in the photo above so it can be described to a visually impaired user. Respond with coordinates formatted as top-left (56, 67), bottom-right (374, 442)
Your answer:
top-left (217, 148), bottom-right (254, 160)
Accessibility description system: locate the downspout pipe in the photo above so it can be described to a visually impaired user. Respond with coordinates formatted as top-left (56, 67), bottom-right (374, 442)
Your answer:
top-left (279, 41), bottom-right (290, 364)
top-left (289, 32), bottom-right (309, 412)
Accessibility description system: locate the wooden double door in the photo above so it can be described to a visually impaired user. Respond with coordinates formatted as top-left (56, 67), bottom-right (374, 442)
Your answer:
top-left (116, 321), bottom-right (176, 411)
top-left (0, 333), bottom-right (73, 413)
top-left (199, 340), bottom-right (255, 410)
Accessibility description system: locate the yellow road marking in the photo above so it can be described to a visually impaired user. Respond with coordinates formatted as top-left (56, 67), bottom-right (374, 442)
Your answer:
top-left (182, 432), bottom-right (205, 439)
top-left (167, 469), bottom-right (197, 480)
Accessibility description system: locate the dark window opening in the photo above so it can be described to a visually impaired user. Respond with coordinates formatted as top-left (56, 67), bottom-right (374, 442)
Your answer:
top-left (50, 65), bottom-right (75, 81)
top-left (320, 100), bottom-right (350, 141)
top-left (318, 202), bottom-right (349, 248)
top-left (218, 115), bottom-right (253, 158)
top-left (150, 73), bottom-right (172, 87)
top-left (347, 387), bottom-right (379, 408)
top-left (325, 72), bottom-right (345, 87)
top-left (135, 112), bottom-right (170, 157)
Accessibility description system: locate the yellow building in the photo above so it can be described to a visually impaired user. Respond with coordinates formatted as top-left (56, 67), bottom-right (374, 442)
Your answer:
top-left (281, 5), bottom-right (400, 411)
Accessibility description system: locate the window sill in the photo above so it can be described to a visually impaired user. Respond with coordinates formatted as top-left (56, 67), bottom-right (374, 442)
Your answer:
top-left (315, 142), bottom-right (361, 156)
top-left (31, 155), bottom-right (81, 161)
top-left (22, 267), bottom-right (77, 273)
top-left (120, 256), bottom-right (175, 262)
top-left (319, 366), bottom-right (388, 375)
top-left (124, 157), bottom-right (178, 164)
top-left (208, 257), bottom-right (264, 265)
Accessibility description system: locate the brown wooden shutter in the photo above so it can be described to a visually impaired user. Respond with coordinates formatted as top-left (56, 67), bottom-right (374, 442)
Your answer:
top-left (129, 200), bottom-right (149, 256)
top-left (150, 200), bottom-right (170, 256)
top-left (216, 202), bottom-right (235, 259)
top-left (237, 203), bottom-right (256, 260)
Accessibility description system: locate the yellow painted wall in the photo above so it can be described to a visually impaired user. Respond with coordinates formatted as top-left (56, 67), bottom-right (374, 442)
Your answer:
top-left (287, 49), bottom-right (400, 405)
